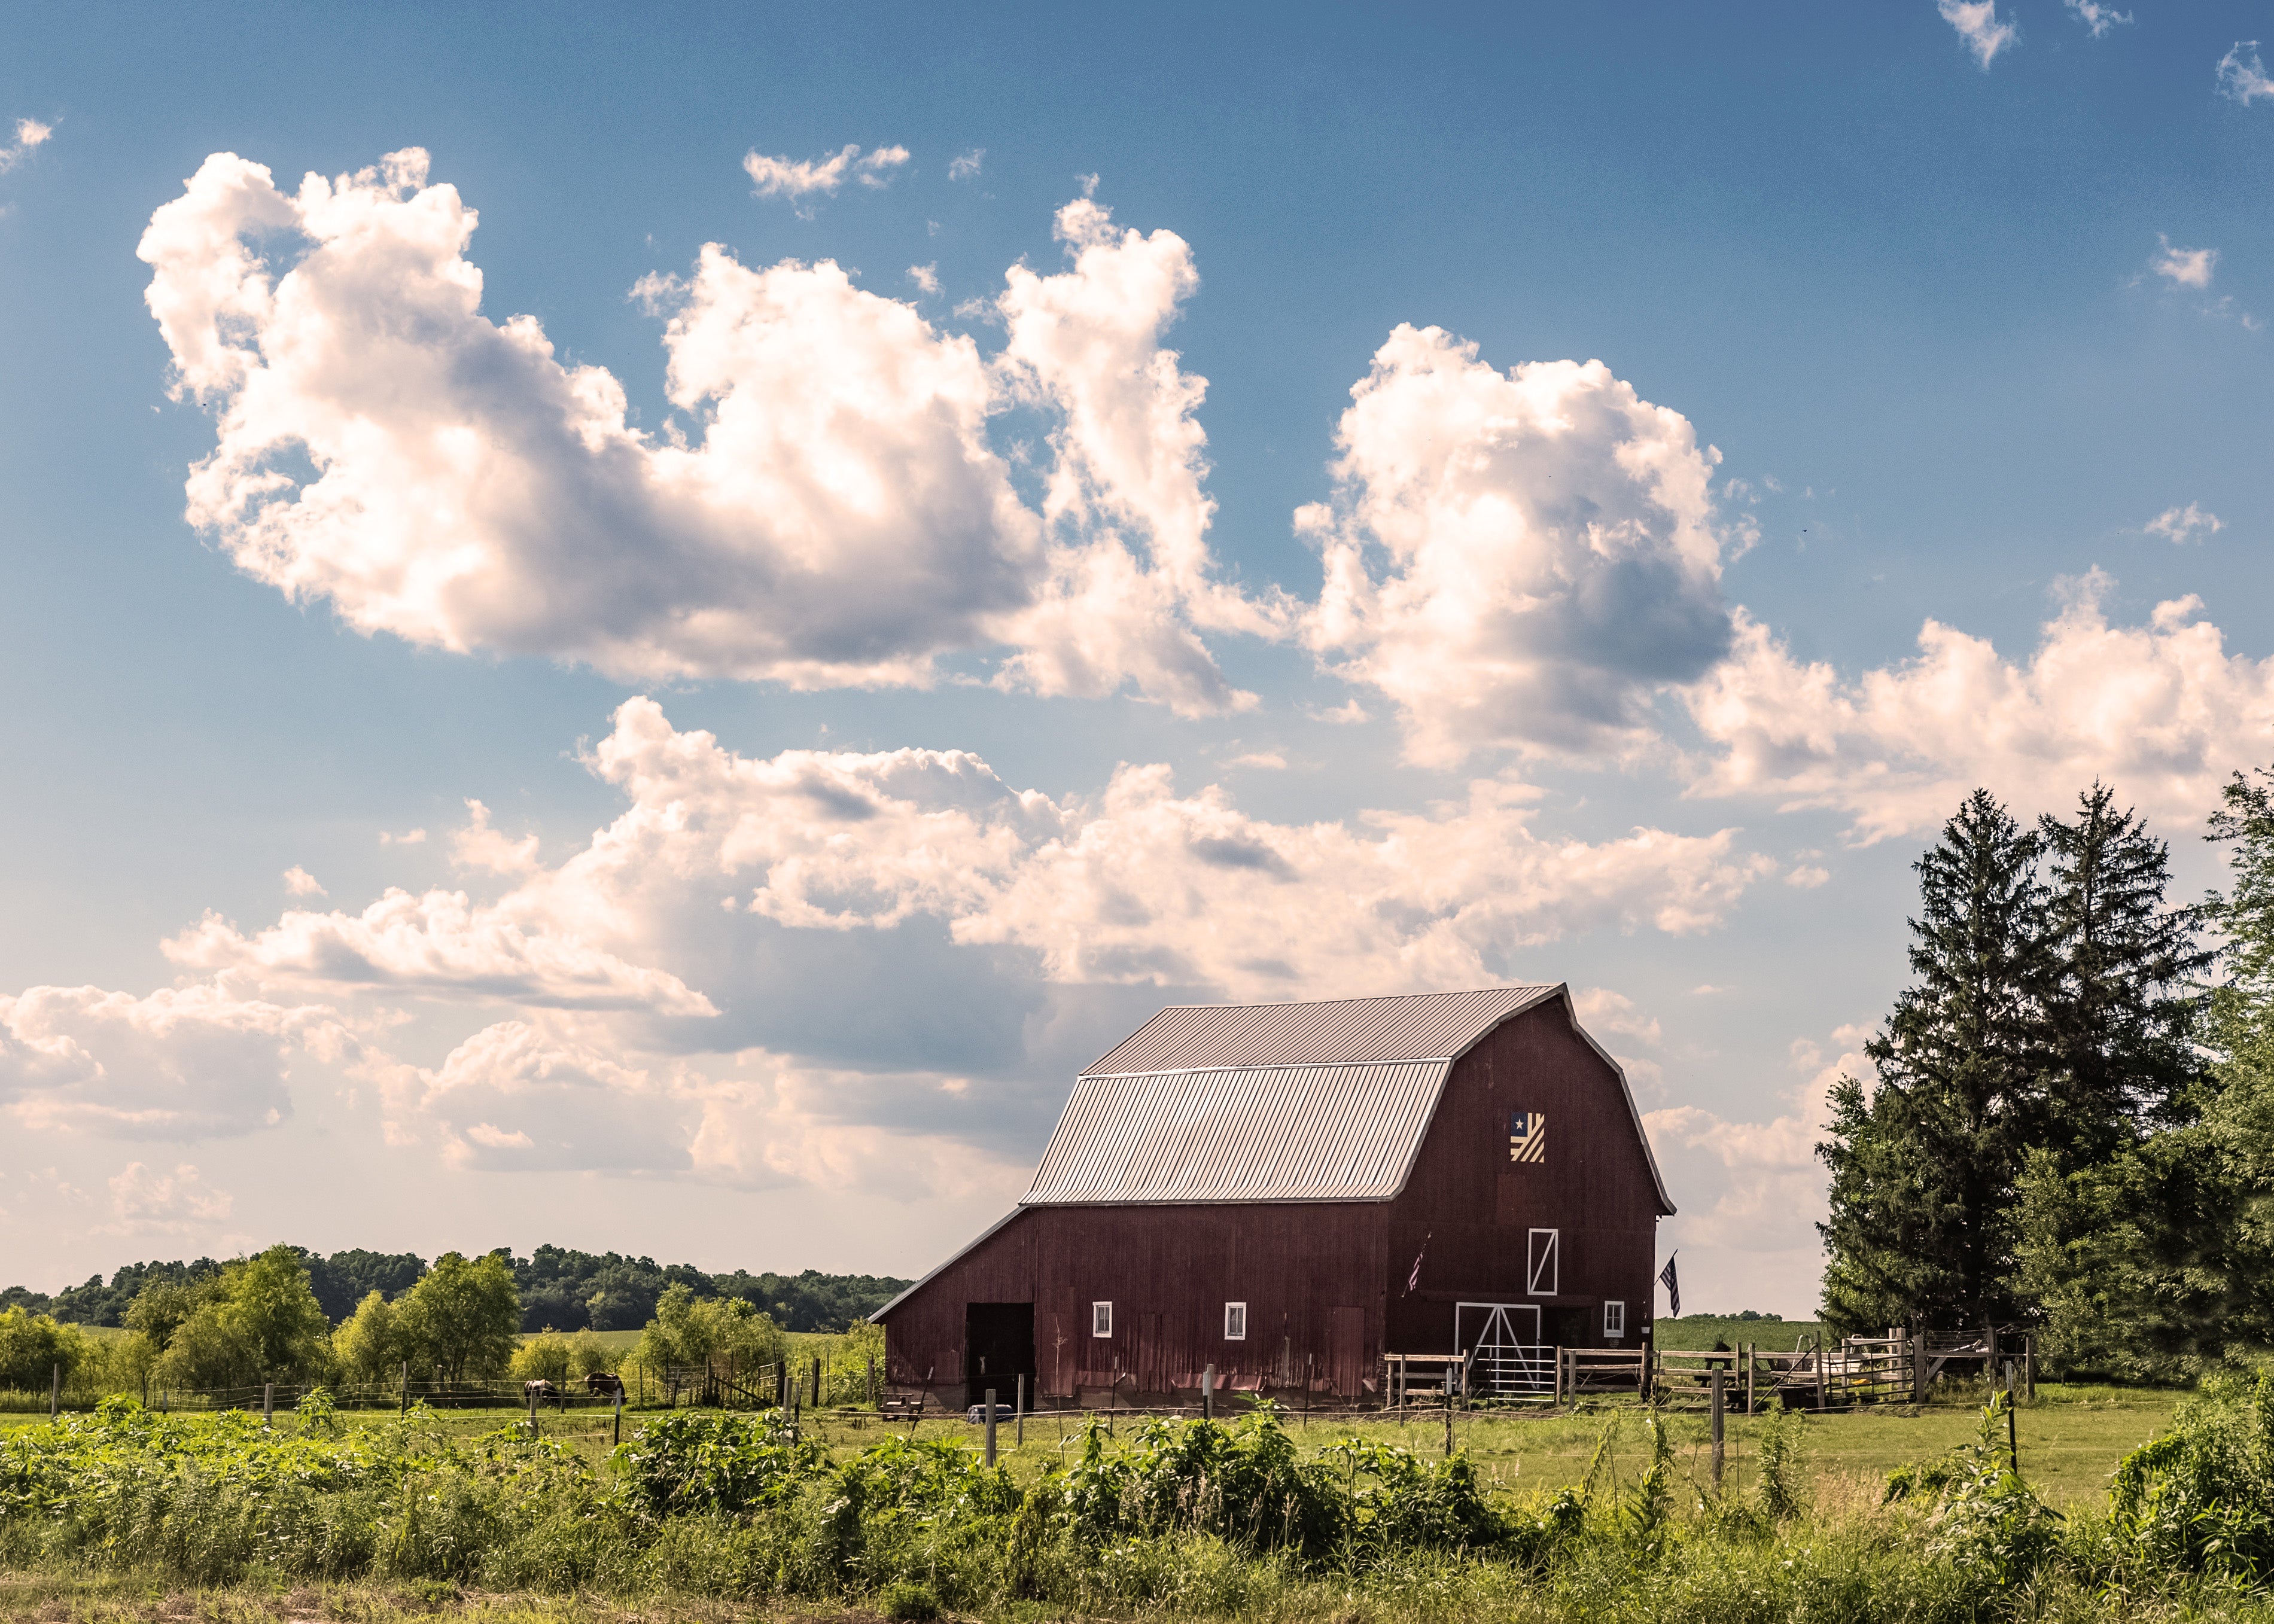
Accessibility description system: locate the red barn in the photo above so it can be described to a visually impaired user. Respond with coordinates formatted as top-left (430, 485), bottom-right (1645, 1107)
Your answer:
top-left (873, 985), bottom-right (1674, 1407)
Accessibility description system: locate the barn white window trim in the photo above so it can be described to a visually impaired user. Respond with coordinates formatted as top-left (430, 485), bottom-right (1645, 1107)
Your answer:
top-left (1224, 1302), bottom-right (1247, 1340)
top-left (1091, 1301), bottom-right (1113, 1338)
top-left (1526, 1229), bottom-right (1560, 1296)
top-left (1603, 1300), bottom-right (1625, 1338)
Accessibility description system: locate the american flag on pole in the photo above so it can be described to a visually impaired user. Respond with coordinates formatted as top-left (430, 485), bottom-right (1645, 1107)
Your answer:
top-left (1405, 1232), bottom-right (1430, 1295)
top-left (1658, 1253), bottom-right (1681, 1318)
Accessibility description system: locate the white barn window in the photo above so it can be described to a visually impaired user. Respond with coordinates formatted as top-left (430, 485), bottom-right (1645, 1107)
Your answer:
top-left (1603, 1300), bottom-right (1625, 1338)
top-left (1225, 1302), bottom-right (1247, 1340)
top-left (1092, 1301), bottom-right (1113, 1338)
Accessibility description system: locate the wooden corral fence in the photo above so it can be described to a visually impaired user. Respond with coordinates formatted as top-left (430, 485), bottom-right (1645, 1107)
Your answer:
top-left (1375, 1326), bottom-right (2037, 1415)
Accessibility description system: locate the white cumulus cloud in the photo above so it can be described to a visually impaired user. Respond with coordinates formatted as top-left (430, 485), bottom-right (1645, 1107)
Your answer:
top-left (140, 150), bottom-right (1259, 714)
top-left (742, 142), bottom-right (909, 204)
top-left (0, 117), bottom-right (51, 175)
top-left (1300, 325), bottom-right (1736, 765)
top-left (949, 148), bottom-right (985, 181)
top-left (2151, 236), bottom-right (2218, 290)
top-left (282, 865), bottom-right (326, 897)
top-left (2217, 41), bottom-right (2274, 104)
top-left (1940, 0), bottom-right (2019, 68)
top-left (2064, 0), bottom-right (2131, 38)
top-left (2145, 502), bottom-right (2223, 544)
top-left (1685, 571), bottom-right (2274, 843)
top-left (0, 983), bottom-right (347, 1138)
top-left (106, 1161), bottom-right (235, 1232)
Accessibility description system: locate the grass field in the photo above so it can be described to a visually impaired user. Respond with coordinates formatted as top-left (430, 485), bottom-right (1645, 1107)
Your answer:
top-left (0, 1381), bottom-right (2171, 1509)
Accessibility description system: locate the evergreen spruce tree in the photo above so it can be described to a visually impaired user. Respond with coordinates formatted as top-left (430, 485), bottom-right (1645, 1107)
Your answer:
top-left (1819, 790), bottom-right (2051, 1334)
top-left (2016, 775), bottom-right (2251, 1376)
top-left (2036, 782), bottom-right (2208, 1156)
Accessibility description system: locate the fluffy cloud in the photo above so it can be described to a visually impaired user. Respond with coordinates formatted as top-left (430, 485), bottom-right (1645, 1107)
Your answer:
top-left (1643, 1026), bottom-right (1864, 1317)
top-left (568, 697), bottom-right (1773, 1001)
top-left (282, 865), bottom-right (327, 897)
top-left (140, 151), bottom-right (1258, 711)
top-left (991, 197), bottom-right (1286, 712)
top-left (380, 1014), bottom-right (1021, 1195)
top-left (2145, 502), bottom-right (2223, 544)
top-left (742, 142), bottom-right (908, 203)
top-left (162, 886), bottom-right (717, 1016)
top-left (2063, 0), bottom-right (2130, 39)
top-left (0, 117), bottom-right (51, 175)
top-left (0, 983), bottom-right (346, 1137)
top-left (2151, 236), bottom-right (2217, 290)
top-left (1940, 0), bottom-right (2018, 69)
top-left (106, 1161), bottom-right (235, 1232)
top-left (1301, 325), bottom-right (1736, 764)
top-left (1685, 571), bottom-right (2274, 843)
top-left (949, 149), bottom-right (985, 181)
top-left (2217, 42), bottom-right (2274, 105)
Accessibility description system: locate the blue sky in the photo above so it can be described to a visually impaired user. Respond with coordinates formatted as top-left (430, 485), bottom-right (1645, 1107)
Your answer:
top-left (2, 1), bottom-right (2269, 1316)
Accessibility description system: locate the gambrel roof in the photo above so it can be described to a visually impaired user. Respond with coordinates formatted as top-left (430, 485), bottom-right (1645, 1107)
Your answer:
top-left (1027, 985), bottom-right (1672, 1211)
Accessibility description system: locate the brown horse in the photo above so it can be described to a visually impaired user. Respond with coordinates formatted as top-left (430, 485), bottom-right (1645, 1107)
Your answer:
top-left (523, 1379), bottom-right (564, 1410)
top-left (585, 1372), bottom-right (626, 1400)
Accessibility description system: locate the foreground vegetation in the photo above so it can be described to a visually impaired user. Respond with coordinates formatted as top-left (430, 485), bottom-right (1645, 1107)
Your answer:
top-left (1, 1373), bottom-right (2268, 1622)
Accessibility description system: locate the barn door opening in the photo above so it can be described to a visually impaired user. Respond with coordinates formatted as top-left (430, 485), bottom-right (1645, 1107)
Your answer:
top-left (1456, 1302), bottom-right (1547, 1396)
top-left (963, 1303), bottom-right (1036, 1409)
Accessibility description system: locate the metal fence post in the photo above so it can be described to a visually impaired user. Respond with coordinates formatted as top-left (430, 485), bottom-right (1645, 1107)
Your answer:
top-left (1710, 1367), bottom-right (1725, 1492)
top-left (867, 1355), bottom-right (877, 1409)
top-left (526, 1384), bottom-right (537, 1436)
top-left (984, 1388), bottom-right (998, 1467)
top-left (811, 1355), bottom-right (821, 1408)
top-left (1203, 1364), bottom-right (1214, 1419)
top-left (613, 1385), bottom-right (623, 1447)
top-left (263, 1383), bottom-right (273, 1428)
top-left (1016, 1375), bottom-right (1025, 1446)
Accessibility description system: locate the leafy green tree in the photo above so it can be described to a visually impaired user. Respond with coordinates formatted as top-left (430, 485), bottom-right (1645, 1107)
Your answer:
top-left (2037, 782), bottom-right (2208, 1156)
top-left (151, 1247), bottom-right (333, 1389)
top-left (332, 1290), bottom-right (409, 1383)
top-left (0, 1307), bottom-right (88, 1391)
top-left (635, 1283), bottom-right (786, 1377)
top-left (510, 1330), bottom-right (574, 1384)
top-left (397, 1251), bottom-right (520, 1384)
top-left (1821, 790), bottom-right (2053, 1334)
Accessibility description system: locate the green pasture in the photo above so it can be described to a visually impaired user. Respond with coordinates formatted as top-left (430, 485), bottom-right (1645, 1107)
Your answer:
top-left (0, 1381), bottom-right (2173, 1510)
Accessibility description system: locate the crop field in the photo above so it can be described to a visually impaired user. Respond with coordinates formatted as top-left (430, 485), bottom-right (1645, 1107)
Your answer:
top-left (0, 1378), bottom-right (2246, 1624)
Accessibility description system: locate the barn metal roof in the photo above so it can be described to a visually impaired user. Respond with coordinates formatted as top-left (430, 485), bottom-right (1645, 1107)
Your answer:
top-left (1024, 1060), bottom-right (1450, 1204)
top-left (1082, 985), bottom-right (1561, 1075)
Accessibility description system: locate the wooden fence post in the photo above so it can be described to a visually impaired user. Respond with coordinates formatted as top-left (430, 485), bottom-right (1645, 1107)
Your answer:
top-left (1016, 1375), bottom-right (1025, 1446)
top-left (50, 1363), bottom-right (59, 1421)
top-left (613, 1385), bottom-right (623, 1447)
top-left (1813, 1335), bottom-right (1825, 1412)
top-left (263, 1383), bottom-right (273, 1428)
top-left (2022, 1334), bottom-right (2035, 1401)
top-left (867, 1355), bottom-right (877, 1409)
top-left (1203, 1364), bottom-right (1214, 1419)
top-left (1710, 1367), bottom-right (1725, 1492)
top-left (1745, 1342), bottom-right (1755, 1415)
top-left (400, 1361), bottom-right (409, 1418)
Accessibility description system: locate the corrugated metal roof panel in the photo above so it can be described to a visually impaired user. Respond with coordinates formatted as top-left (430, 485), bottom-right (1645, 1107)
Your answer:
top-left (1022, 1060), bottom-right (1450, 1205)
top-left (1082, 985), bottom-right (1559, 1075)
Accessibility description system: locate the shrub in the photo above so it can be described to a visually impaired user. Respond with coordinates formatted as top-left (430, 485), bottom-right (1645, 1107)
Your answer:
top-left (878, 1579), bottom-right (940, 1620)
top-left (510, 1332), bottom-right (573, 1385)
top-left (2108, 1368), bottom-right (2274, 1579)
top-left (614, 1408), bottom-right (827, 1516)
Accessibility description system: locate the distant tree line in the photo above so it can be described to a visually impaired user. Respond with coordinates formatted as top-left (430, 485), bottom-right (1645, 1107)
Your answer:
top-left (1820, 778), bottom-right (2274, 1379)
top-left (5, 1246), bottom-right (908, 1336)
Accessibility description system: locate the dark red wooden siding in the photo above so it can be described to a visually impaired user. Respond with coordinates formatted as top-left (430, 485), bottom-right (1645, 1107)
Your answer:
top-left (1384, 1002), bottom-right (1662, 1355)
top-left (880, 1202), bottom-right (1389, 1401)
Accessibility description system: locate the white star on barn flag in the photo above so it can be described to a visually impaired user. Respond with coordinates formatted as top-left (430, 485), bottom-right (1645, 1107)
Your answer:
top-left (1658, 1253), bottom-right (1681, 1317)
